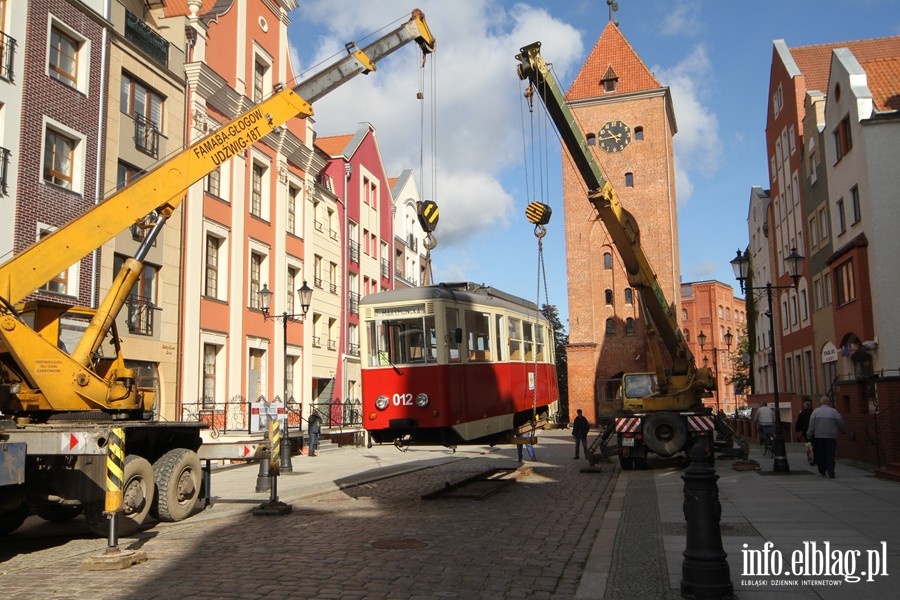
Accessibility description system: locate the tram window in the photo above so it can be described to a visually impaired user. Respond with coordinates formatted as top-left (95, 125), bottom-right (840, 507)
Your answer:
top-left (465, 310), bottom-right (492, 362)
top-left (508, 318), bottom-right (522, 361)
top-left (446, 307), bottom-right (461, 363)
top-left (494, 314), bottom-right (505, 361)
top-left (523, 322), bottom-right (534, 361)
top-left (366, 315), bottom-right (436, 366)
top-left (535, 324), bottom-right (545, 361)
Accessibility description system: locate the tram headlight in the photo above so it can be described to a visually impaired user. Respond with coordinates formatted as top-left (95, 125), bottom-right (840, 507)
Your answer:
top-left (375, 395), bottom-right (389, 410)
top-left (415, 393), bottom-right (429, 408)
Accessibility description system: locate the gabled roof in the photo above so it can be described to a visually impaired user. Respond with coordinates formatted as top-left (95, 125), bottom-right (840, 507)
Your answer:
top-left (163, 0), bottom-right (235, 21)
top-left (790, 36), bottom-right (900, 95)
top-left (566, 22), bottom-right (662, 100)
top-left (860, 56), bottom-right (900, 112)
top-left (314, 134), bottom-right (354, 157)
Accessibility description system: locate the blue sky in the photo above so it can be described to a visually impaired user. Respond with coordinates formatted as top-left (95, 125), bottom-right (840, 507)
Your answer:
top-left (288, 0), bottom-right (900, 327)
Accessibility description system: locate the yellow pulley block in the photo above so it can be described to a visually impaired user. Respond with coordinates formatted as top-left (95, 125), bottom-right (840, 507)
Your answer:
top-left (526, 201), bottom-right (551, 226)
top-left (417, 200), bottom-right (439, 233)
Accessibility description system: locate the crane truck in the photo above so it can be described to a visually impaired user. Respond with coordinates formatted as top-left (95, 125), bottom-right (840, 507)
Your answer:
top-left (0, 10), bottom-right (435, 536)
top-left (515, 42), bottom-right (747, 469)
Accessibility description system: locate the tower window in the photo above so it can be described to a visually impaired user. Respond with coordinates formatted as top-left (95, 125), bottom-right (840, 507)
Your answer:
top-left (625, 172), bottom-right (634, 187)
top-left (634, 127), bottom-right (644, 140)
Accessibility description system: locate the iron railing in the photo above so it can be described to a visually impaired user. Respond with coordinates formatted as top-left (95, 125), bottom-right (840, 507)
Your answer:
top-left (349, 291), bottom-right (359, 315)
top-left (134, 113), bottom-right (159, 158)
top-left (349, 240), bottom-right (360, 263)
top-left (0, 31), bottom-right (16, 82)
top-left (0, 147), bottom-right (9, 195)
top-left (125, 10), bottom-right (168, 67)
top-left (125, 295), bottom-right (156, 336)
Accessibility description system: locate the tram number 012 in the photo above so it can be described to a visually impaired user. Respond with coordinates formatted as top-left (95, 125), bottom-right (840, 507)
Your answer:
top-left (392, 393), bottom-right (414, 406)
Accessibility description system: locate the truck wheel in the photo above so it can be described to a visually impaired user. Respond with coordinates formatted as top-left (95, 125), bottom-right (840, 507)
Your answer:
top-left (643, 412), bottom-right (687, 456)
top-left (84, 455), bottom-right (155, 536)
top-left (152, 448), bottom-right (201, 522)
top-left (36, 504), bottom-right (83, 522)
top-left (0, 503), bottom-right (30, 536)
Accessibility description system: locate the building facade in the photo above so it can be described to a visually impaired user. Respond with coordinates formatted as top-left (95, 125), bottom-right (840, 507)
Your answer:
top-left (679, 280), bottom-right (746, 416)
top-left (564, 22), bottom-right (681, 423)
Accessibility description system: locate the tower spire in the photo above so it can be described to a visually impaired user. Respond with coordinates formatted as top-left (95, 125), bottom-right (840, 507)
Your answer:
top-left (607, 0), bottom-right (619, 25)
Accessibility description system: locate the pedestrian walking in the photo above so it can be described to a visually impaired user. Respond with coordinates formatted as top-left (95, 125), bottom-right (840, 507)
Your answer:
top-left (572, 409), bottom-right (590, 459)
top-left (807, 396), bottom-right (846, 478)
top-left (307, 412), bottom-right (322, 457)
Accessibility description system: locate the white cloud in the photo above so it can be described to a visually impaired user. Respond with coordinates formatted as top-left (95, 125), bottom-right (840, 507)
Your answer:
top-left (661, 1), bottom-right (703, 37)
top-left (288, 0), bottom-right (583, 248)
top-left (652, 44), bottom-right (721, 206)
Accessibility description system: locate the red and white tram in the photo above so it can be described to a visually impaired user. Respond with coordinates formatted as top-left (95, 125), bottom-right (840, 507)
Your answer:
top-left (360, 282), bottom-right (559, 447)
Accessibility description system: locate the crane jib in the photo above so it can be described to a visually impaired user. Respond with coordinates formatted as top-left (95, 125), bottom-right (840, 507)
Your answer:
top-left (191, 109), bottom-right (264, 162)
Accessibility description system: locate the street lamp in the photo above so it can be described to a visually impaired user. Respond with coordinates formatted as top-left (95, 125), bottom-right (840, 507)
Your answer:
top-left (731, 247), bottom-right (804, 473)
top-left (697, 328), bottom-right (734, 414)
top-left (259, 280), bottom-right (313, 473)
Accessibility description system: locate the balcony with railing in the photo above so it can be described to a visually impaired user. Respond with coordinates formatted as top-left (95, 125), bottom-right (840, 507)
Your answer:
top-left (328, 338), bottom-right (337, 351)
top-left (349, 291), bottom-right (360, 315)
top-left (134, 114), bottom-right (160, 158)
top-left (125, 295), bottom-right (156, 336)
top-left (314, 276), bottom-right (323, 289)
top-left (314, 220), bottom-right (323, 233)
top-left (381, 259), bottom-right (390, 279)
top-left (0, 147), bottom-right (10, 195)
top-left (329, 229), bottom-right (339, 241)
top-left (329, 282), bottom-right (337, 294)
top-left (349, 240), bottom-right (360, 264)
top-left (407, 233), bottom-right (418, 252)
top-left (312, 336), bottom-right (322, 348)
top-left (348, 343), bottom-right (360, 356)
top-left (0, 31), bottom-right (17, 83)
top-left (125, 10), bottom-right (169, 67)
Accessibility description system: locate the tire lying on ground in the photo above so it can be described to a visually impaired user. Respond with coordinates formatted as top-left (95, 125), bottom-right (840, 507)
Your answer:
top-left (36, 504), bottom-right (83, 522)
top-left (151, 448), bottom-right (202, 522)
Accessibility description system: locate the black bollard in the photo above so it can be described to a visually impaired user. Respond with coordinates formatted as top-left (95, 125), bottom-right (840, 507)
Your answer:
top-left (255, 438), bottom-right (271, 492)
top-left (680, 446), bottom-right (733, 599)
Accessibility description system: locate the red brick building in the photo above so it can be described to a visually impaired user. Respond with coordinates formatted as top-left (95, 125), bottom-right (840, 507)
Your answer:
top-left (564, 23), bottom-right (680, 424)
top-left (680, 280), bottom-right (747, 416)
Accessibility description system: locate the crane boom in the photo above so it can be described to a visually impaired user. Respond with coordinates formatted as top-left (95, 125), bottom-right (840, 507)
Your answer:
top-left (516, 41), bottom-right (716, 411)
top-left (0, 10), bottom-right (435, 307)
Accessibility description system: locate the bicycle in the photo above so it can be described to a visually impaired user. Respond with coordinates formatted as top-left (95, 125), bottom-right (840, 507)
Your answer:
top-left (759, 430), bottom-right (775, 457)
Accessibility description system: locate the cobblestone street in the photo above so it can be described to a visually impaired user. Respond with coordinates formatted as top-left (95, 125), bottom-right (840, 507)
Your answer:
top-left (1, 430), bottom-right (618, 600)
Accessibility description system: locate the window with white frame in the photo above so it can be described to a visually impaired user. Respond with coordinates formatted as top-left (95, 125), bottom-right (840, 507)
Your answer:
top-left (48, 20), bottom-right (88, 91)
top-left (251, 162), bottom-right (265, 218)
top-left (252, 52), bottom-right (272, 103)
top-left (248, 244), bottom-right (268, 309)
top-left (37, 224), bottom-right (79, 296)
top-left (205, 234), bottom-right (220, 298)
top-left (287, 185), bottom-right (299, 235)
top-left (43, 127), bottom-right (76, 190)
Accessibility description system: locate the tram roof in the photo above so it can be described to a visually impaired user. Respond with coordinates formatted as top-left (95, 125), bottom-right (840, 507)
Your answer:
top-left (360, 282), bottom-right (542, 315)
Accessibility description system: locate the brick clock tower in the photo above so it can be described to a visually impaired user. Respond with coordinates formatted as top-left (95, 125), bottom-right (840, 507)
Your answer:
top-left (564, 23), bottom-right (681, 424)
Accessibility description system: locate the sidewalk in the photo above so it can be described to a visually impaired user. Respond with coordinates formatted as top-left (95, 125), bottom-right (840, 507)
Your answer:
top-left (583, 441), bottom-right (900, 599)
top-left (193, 438), bottom-right (502, 523)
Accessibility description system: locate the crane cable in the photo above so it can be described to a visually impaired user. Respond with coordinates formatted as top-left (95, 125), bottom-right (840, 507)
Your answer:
top-left (417, 36), bottom-right (438, 284)
top-left (520, 76), bottom-right (555, 437)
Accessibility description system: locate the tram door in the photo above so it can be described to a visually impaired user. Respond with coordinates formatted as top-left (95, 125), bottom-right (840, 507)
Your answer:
top-left (445, 307), bottom-right (467, 425)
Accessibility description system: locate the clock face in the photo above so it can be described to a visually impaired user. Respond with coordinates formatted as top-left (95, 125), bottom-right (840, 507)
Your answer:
top-left (598, 120), bottom-right (632, 153)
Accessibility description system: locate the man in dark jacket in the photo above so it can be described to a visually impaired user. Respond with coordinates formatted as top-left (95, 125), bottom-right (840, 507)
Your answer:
top-left (795, 400), bottom-right (813, 442)
top-left (572, 409), bottom-right (590, 460)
